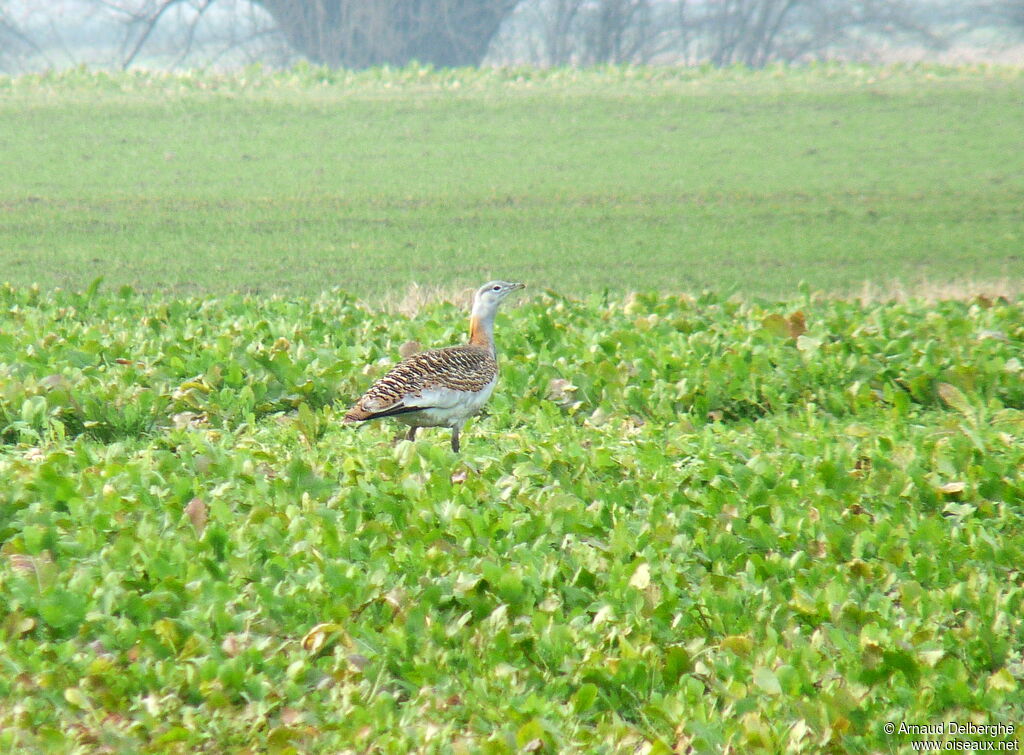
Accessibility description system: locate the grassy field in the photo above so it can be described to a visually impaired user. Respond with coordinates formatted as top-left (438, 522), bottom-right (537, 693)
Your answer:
top-left (0, 65), bottom-right (1022, 298)
top-left (1, 282), bottom-right (1022, 751)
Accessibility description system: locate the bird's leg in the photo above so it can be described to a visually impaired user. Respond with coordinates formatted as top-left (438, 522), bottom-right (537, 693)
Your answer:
top-left (450, 426), bottom-right (460, 453)
top-left (393, 426), bottom-right (417, 445)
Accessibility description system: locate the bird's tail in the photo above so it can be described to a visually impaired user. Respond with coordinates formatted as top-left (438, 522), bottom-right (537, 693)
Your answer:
top-left (342, 408), bottom-right (368, 423)
top-left (344, 402), bottom-right (422, 423)
top-left (344, 401), bottom-right (423, 424)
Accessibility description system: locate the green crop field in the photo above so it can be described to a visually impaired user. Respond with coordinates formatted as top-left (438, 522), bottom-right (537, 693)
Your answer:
top-left (1, 66), bottom-right (1023, 752)
top-left (1, 282), bottom-right (1022, 752)
top-left (0, 65), bottom-right (1022, 299)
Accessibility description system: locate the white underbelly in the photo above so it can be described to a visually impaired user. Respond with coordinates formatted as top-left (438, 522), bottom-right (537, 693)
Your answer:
top-left (397, 377), bottom-right (497, 428)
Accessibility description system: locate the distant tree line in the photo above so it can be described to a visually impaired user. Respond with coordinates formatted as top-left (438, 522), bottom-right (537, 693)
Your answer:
top-left (1, 0), bottom-right (1022, 73)
top-left (498, 0), bottom-right (944, 66)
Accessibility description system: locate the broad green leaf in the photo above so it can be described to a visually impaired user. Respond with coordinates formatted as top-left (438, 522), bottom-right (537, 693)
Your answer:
top-left (761, 314), bottom-right (790, 338)
top-left (752, 667), bottom-right (782, 695)
top-left (987, 668), bottom-right (1016, 692)
top-left (571, 683), bottom-right (599, 714)
top-left (38, 590), bottom-right (87, 631)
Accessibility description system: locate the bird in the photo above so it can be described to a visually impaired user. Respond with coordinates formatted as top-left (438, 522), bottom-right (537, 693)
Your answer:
top-left (343, 280), bottom-right (525, 452)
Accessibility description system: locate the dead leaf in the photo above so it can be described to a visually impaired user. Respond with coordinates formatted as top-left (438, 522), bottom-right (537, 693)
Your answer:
top-left (936, 383), bottom-right (971, 415)
top-left (546, 378), bottom-right (578, 405)
top-left (346, 653), bottom-right (369, 672)
top-left (384, 587), bottom-right (407, 617)
top-left (185, 497), bottom-right (208, 535)
top-left (937, 481), bottom-right (966, 495)
top-left (301, 623), bottom-right (347, 655)
top-left (622, 292), bottom-right (643, 314)
top-left (978, 329), bottom-right (1008, 342)
top-left (787, 310), bottom-right (807, 339)
top-left (12, 616), bottom-right (35, 635)
top-left (675, 730), bottom-right (694, 754)
top-left (451, 469), bottom-right (468, 484)
top-left (280, 707), bottom-right (302, 726)
top-left (851, 457), bottom-right (872, 477)
top-left (24, 447), bottom-right (45, 462)
top-left (629, 562), bottom-right (651, 590)
top-left (8, 554), bottom-right (36, 573)
top-left (40, 374), bottom-right (66, 390)
top-left (7, 553), bottom-right (51, 574)
top-left (172, 411), bottom-right (208, 429)
top-left (399, 340), bottom-right (421, 359)
top-left (221, 633), bottom-right (243, 657)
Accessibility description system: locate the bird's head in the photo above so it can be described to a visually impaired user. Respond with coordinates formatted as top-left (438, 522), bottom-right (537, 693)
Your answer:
top-left (472, 280), bottom-right (525, 315)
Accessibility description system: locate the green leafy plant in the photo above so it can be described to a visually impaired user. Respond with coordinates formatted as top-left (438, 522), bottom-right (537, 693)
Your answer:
top-left (1, 285), bottom-right (1021, 751)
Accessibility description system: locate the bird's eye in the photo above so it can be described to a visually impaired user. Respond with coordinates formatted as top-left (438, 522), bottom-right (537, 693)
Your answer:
top-left (492, 285), bottom-right (501, 291)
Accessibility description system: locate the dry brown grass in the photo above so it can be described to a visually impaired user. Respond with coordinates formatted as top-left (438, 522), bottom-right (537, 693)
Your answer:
top-left (359, 277), bottom-right (1023, 314)
top-left (376, 282), bottom-right (479, 317)
top-left (848, 278), bottom-right (1023, 304)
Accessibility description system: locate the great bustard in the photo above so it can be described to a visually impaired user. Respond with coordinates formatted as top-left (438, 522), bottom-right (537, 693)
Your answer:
top-left (343, 281), bottom-right (525, 452)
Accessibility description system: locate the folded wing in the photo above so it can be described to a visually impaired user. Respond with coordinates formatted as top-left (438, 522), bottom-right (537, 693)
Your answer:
top-left (343, 346), bottom-right (498, 423)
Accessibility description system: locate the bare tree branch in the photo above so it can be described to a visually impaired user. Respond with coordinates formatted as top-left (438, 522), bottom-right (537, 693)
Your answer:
top-left (121, 0), bottom-right (189, 68)
top-left (0, 8), bottom-right (51, 71)
top-left (169, 0), bottom-right (215, 67)
top-left (13, 0), bottom-right (1014, 73)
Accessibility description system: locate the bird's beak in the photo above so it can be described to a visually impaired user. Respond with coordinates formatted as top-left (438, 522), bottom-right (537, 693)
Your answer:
top-left (511, 282), bottom-right (526, 291)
